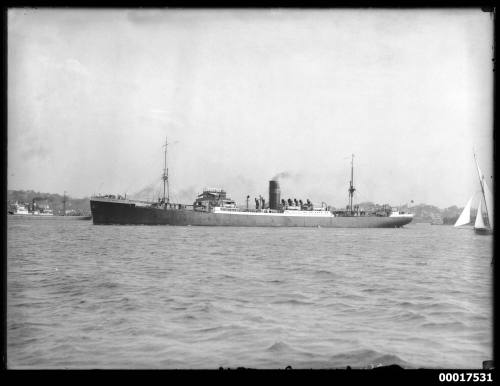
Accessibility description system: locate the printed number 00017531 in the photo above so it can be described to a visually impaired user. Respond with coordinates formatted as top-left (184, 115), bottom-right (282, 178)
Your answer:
top-left (439, 373), bottom-right (493, 382)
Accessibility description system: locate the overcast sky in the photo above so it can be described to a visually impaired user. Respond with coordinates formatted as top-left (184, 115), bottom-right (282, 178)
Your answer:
top-left (8, 8), bottom-right (494, 208)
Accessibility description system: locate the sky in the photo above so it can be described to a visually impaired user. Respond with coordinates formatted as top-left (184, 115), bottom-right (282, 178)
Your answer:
top-left (7, 8), bottom-right (494, 209)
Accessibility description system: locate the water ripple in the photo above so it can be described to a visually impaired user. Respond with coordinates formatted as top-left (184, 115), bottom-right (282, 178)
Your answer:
top-left (7, 217), bottom-right (493, 369)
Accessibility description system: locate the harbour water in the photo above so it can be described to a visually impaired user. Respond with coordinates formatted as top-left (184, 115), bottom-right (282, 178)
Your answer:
top-left (7, 216), bottom-right (493, 369)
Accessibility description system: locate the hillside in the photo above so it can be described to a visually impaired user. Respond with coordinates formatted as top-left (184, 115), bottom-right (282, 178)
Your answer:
top-left (7, 190), bottom-right (474, 223)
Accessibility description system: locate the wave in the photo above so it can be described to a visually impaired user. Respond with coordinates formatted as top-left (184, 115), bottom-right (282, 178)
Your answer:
top-left (421, 321), bottom-right (468, 330)
top-left (266, 279), bottom-right (285, 284)
top-left (259, 346), bottom-right (414, 369)
top-left (193, 325), bottom-right (228, 334)
top-left (96, 282), bottom-right (120, 290)
top-left (266, 341), bottom-right (297, 353)
top-left (313, 269), bottom-right (338, 277)
top-left (328, 349), bottom-right (413, 368)
top-left (271, 299), bottom-right (314, 306)
top-left (218, 273), bottom-right (239, 280)
top-left (392, 310), bottom-right (428, 323)
top-left (369, 353), bottom-right (413, 368)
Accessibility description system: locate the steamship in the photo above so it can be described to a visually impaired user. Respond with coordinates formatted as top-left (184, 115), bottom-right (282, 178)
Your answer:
top-left (90, 139), bottom-right (414, 228)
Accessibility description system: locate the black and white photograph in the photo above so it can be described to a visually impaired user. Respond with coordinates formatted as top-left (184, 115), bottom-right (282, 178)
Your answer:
top-left (6, 8), bottom-right (494, 371)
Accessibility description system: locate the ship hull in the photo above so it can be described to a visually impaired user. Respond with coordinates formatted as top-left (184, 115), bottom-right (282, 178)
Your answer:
top-left (91, 199), bottom-right (413, 228)
top-left (474, 227), bottom-right (493, 235)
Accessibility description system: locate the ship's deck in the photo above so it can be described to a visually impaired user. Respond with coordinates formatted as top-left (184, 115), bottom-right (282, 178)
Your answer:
top-left (212, 207), bottom-right (335, 216)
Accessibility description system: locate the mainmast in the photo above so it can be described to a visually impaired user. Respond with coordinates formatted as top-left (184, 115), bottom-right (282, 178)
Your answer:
top-left (348, 154), bottom-right (355, 214)
top-left (162, 137), bottom-right (170, 204)
top-left (62, 190), bottom-right (67, 216)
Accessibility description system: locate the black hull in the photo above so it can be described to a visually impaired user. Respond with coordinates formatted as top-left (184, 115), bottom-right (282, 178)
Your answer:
top-left (90, 198), bottom-right (413, 228)
top-left (474, 227), bottom-right (493, 235)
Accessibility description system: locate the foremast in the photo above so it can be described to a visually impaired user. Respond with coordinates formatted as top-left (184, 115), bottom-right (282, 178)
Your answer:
top-left (162, 137), bottom-right (170, 204)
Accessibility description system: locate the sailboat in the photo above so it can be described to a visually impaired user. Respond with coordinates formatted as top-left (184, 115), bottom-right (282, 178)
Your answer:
top-left (454, 152), bottom-right (493, 235)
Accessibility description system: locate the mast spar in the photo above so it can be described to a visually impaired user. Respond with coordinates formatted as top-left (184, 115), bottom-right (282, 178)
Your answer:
top-left (163, 137), bottom-right (169, 204)
top-left (348, 154), bottom-right (355, 214)
top-left (62, 190), bottom-right (67, 216)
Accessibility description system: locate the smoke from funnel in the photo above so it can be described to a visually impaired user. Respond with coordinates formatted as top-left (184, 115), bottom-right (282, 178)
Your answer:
top-left (271, 171), bottom-right (292, 181)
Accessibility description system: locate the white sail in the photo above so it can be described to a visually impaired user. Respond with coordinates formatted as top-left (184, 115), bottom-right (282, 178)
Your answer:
top-left (473, 151), bottom-right (493, 231)
top-left (474, 199), bottom-right (486, 229)
top-left (455, 196), bottom-right (473, 227)
top-left (474, 154), bottom-right (484, 183)
top-left (482, 177), bottom-right (494, 230)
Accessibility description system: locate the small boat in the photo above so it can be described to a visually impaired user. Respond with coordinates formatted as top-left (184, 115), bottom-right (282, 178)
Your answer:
top-left (12, 202), bottom-right (30, 215)
top-left (473, 199), bottom-right (492, 235)
top-left (454, 152), bottom-right (493, 235)
top-left (10, 201), bottom-right (54, 216)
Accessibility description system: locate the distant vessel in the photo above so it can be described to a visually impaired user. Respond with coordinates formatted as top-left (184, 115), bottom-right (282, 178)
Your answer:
top-left (33, 200), bottom-right (54, 216)
top-left (37, 206), bottom-right (54, 216)
top-left (90, 138), bottom-right (414, 228)
top-left (11, 202), bottom-right (30, 215)
top-left (454, 152), bottom-right (493, 235)
top-left (8, 200), bottom-right (54, 216)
